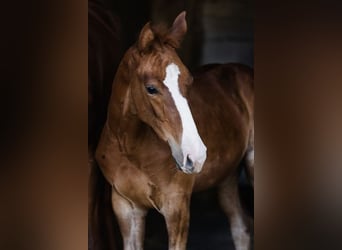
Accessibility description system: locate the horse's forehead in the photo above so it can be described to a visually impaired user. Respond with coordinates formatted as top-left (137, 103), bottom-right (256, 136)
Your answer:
top-left (138, 54), bottom-right (168, 75)
top-left (135, 48), bottom-right (187, 83)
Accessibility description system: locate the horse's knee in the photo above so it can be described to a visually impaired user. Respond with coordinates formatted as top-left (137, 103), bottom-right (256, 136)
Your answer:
top-left (160, 193), bottom-right (190, 215)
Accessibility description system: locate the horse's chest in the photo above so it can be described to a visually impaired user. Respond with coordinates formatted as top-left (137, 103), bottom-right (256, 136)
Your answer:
top-left (112, 149), bottom-right (177, 206)
top-left (111, 159), bottom-right (162, 209)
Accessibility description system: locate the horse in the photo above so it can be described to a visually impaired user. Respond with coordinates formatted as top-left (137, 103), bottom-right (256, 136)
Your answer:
top-left (95, 11), bottom-right (254, 250)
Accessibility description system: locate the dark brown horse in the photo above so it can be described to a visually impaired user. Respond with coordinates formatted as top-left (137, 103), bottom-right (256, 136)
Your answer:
top-left (88, 1), bottom-right (123, 249)
top-left (88, 0), bottom-right (122, 148)
top-left (96, 12), bottom-right (254, 250)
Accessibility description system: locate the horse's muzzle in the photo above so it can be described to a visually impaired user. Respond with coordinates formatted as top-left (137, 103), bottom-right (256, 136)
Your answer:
top-left (168, 136), bottom-right (207, 174)
top-left (174, 154), bottom-right (194, 173)
top-left (171, 145), bottom-right (206, 174)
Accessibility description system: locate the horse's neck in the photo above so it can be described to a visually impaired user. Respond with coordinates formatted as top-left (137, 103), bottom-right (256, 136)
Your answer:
top-left (106, 61), bottom-right (150, 154)
top-left (108, 106), bottom-right (148, 154)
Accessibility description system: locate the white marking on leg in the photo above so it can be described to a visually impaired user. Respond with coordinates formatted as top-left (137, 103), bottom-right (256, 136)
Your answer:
top-left (231, 216), bottom-right (250, 250)
top-left (246, 149), bottom-right (254, 167)
top-left (163, 63), bottom-right (207, 172)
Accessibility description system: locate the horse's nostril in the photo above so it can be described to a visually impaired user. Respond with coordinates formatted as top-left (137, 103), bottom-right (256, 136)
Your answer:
top-left (186, 155), bottom-right (193, 168)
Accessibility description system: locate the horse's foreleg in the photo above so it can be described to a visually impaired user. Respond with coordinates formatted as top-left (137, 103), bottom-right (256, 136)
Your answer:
top-left (161, 194), bottom-right (191, 250)
top-left (111, 188), bottom-right (147, 250)
top-left (218, 177), bottom-right (252, 250)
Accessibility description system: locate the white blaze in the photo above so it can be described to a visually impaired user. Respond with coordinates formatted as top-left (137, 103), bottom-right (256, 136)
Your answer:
top-left (163, 63), bottom-right (207, 171)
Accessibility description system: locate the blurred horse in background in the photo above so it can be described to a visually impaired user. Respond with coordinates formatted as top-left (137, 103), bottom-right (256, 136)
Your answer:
top-left (88, 1), bottom-right (123, 249)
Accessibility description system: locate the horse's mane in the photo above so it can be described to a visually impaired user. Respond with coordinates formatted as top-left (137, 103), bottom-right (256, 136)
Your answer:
top-left (127, 20), bottom-right (183, 75)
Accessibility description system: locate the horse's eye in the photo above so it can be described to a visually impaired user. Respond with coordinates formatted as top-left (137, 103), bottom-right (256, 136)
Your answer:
top-left (146, 86), bottom-right (158, 95)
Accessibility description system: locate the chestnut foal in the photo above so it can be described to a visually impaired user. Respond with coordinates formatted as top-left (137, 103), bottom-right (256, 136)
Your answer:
top-left (96, 12), bottom-right (254, 250)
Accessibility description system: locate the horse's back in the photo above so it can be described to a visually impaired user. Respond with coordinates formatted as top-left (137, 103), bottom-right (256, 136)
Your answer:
top-left (190, 63), bottom-right (254, 191)
top-left (193, 63), bottom-right (253, 101)
top-left (192, 62), bottom-right (253, 129)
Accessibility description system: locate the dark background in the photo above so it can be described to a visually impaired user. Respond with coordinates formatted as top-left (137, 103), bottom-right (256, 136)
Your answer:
top-left (2, 1), bottom-right (342, 250)
top-left (100, 0), bottom-right (253, 69)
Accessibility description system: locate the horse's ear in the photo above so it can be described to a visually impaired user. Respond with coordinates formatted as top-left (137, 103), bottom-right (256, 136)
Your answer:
top-left (138, 22), bottom-right (155, 52)
top-left (167, 11), bottom-right (187, 48)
